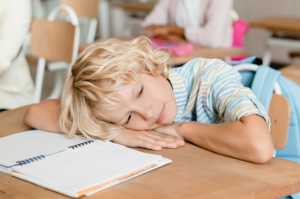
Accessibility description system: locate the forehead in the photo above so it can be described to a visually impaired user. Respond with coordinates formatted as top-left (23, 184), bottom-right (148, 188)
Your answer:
top-left (118, 78), bottom-right (139, 102)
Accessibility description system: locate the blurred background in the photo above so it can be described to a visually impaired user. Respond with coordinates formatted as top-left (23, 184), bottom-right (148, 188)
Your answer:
top-left (29, 0), bottom-right (300, 100)
top-left (2, 0), bottom-right (300, 108)
top-left (32, 0), bottom-right (300, 65)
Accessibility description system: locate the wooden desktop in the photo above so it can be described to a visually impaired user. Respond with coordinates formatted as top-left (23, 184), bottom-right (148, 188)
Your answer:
top-left (1, 106), bottom-right (300, 198)
top-left (250, 16), bottom-right (300, 66)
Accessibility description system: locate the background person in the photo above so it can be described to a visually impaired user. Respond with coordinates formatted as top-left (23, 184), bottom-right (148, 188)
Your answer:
top-left (0, 0), bottom-right (34, 112)
top-left (142, 0), bottom-right (233, 47)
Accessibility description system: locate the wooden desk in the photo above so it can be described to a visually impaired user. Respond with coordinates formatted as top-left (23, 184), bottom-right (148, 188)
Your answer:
top-left (1, 107), bottom-right (300, 198)
top-left (250, 17), bottom-right (300, 33)
top-left (113, 2), bottom-right (156, 12)
top-left (250, 16), bottom-right (300, 66)
top-left (279, 63), bottom-right (300, 86)
top-left (78, 43), bottom-right (247, 66)
top-left (170, 46), bottom-right (247, 66)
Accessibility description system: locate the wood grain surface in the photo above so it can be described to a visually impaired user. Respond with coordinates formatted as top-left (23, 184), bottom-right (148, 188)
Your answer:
top-left (169, 46), bottom-right (247, 65)
top-left (1, 106), bottom-right (300, 198)
top-left (250, 17), bottom-right (300, 33)
top-left (30, 19), bottom-right (76, 63)
top-left (269, 94), bottom-right (290, 149)
top-left (113, 2), bottom-right (156, 12)
top-left (61, 0), bottom-right (99, 18)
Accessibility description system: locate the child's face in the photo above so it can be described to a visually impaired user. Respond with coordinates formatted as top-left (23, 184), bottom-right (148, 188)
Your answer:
top-left (98, 73), bottom-right (177, 130)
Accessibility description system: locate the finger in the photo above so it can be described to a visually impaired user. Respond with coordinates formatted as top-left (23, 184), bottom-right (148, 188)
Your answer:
top-left (138, 139), bottom-right (162, 151)
top-left (146, 131), bottom-right (179, 141)
top-left (147, 131), bottom-right (185, 147)
top-left (140, 134), bottom-right (178, 149)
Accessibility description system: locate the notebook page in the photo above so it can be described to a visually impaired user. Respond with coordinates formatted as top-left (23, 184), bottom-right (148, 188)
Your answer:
top-left (13, 140), bottom-right (162, 192)
top-left (0, 130), bottom-right (90, 167)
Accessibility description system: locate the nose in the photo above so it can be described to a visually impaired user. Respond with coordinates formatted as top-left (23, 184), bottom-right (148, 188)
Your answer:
top-left (142, 103), bottom-right (155, 120)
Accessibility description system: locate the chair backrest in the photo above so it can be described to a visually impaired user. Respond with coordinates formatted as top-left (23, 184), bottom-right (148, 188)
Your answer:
top-left (61, 0), bottom-right (99, 18)
top-left (233, 62), bottom-right (290, 150)
top-left (30, 5), bottom-right (80, 103)
top-left (269, 93), bottom-right (290, 149)
top-left (30, 19), bottom-right (76, 63)
top-left (231, 10), bottom-right (249, 47)
top-left (230, 10), bottom-right (249, 61)
top-left (60, 0), bottom-right (99, 44)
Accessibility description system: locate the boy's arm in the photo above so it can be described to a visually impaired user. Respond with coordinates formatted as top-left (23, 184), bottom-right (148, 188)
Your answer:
top-left (24, 99), bottom-right (62, 133)
top-left (155, 114), bottom-right (273, 163)
top-left (156, 59), bottom-right (274, 163)
top-left (24, 100), bottom-right (184, 150)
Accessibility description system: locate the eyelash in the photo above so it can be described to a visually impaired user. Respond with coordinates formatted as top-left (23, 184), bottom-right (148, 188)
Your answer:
top-left (139, 86), bottom-right (144, 97)
top-left (126, 86), bottom-right (143, 124)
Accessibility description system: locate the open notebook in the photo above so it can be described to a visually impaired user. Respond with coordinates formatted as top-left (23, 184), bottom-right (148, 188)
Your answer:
top-left (0, 130), bottom-right (171, 197)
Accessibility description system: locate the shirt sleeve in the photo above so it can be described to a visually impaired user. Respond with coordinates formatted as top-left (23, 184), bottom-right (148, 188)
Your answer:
top-left (184, 0), bottom-right (233, 48)
top-left (197, 59), bottom-right (271, 130)
top-left (141, 0), bottom-right (170, 27)
top-left (0, 0), bottom-right (31, 75)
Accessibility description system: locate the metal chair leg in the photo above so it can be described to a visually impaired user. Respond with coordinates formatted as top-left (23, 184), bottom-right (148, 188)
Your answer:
top-left (34, 57), bottom-right (46, 103)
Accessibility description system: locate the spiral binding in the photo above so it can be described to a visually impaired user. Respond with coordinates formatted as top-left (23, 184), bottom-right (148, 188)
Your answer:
top-left (16, 155), bottom-right (46, 166)
top-left (68, 140), bottom-right (94, 149)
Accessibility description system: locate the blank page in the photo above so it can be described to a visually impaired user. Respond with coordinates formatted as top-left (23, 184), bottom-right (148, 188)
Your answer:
top-left (13, 140), bottom-right (161, 192)
top-left (0, 130), bottom-right (90, 167)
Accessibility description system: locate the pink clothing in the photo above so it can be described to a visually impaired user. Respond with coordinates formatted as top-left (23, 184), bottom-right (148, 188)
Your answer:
top-left (142, 0), bottom-right (233, 48)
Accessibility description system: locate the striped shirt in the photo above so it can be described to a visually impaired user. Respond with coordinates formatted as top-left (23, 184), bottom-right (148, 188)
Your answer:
top-left (169, 58), bottom-right (270, 130)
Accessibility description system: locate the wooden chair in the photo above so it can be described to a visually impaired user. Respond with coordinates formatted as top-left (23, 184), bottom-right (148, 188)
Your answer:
top-left (30, 0), bottom-right (99, 102)
top-left (60, 0), bottom-right (99, 44)
top-left (30, 5), bottom-right (79, 103)
top-left (269, 93), bottom-right (290, 150)
top-left (234, 64), bottom-right (291, 153)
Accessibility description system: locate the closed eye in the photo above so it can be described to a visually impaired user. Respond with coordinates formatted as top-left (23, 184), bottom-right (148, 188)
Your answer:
top-left (138, 86), bottom-right (143, 97)
top-left (126, 113), bottom-right (132, 124)
top-left (126, 86), bottom-right (143, 125)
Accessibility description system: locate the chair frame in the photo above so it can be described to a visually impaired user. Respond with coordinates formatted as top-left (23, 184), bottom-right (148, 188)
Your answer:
top-left (34, 5), bottom-right (80, 103)
top-left (61, 0), bottom-right (99, 44)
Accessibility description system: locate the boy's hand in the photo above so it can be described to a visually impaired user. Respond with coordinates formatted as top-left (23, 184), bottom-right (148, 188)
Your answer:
top-left (112, 129), bottom-right (184, 151)
top-left (154, 123), bottom-right (184, 139)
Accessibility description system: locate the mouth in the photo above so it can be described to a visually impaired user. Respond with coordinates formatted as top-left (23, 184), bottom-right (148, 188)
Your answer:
top-left (156, 105), bottom-right (165, 123)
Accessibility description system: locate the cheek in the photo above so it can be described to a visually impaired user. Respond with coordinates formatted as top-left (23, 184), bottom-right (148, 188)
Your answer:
top-left (125, 117), bottom-right (157, 131)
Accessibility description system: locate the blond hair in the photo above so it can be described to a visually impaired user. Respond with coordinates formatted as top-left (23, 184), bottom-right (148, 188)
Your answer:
top-left (59, 36), bottom-right (171, 141)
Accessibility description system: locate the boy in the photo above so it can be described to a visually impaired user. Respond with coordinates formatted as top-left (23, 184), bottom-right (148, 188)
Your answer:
top-left (24, 36), bottom-right (274, 163)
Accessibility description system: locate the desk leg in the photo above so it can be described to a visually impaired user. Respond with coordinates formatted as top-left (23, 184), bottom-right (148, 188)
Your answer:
top-left (99, 0), bottom-right (110, 39)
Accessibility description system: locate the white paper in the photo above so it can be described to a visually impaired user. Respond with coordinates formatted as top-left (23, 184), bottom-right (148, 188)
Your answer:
top-left (13, 140), bottom-right (162, 193)
top-left (85, 158), bottom-right (172, 196)
top-left (0, 130), bottom-right (91, 167)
